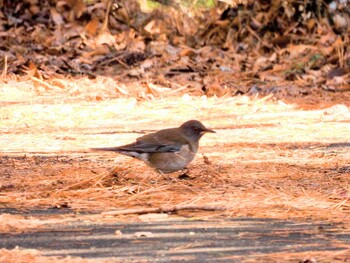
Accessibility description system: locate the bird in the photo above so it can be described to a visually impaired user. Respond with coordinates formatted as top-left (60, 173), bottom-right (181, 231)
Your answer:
top-left (92, 120), bottom-right (215, 173)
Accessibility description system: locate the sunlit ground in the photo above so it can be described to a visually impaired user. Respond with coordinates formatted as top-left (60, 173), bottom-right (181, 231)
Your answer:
top-left (1, 77), bottom-right (350, 225)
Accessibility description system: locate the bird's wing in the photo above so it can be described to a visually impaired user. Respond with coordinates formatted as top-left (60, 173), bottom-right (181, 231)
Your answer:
top-left (122, 128), bottom-right (187, 153)
top-left (91, 128), bottom-right (188, 154)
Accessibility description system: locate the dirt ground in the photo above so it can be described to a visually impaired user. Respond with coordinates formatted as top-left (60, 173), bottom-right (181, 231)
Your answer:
top-left (1, 79), bottom-right (350, 261)
top-left (1, 0), bottom-right (350, 260)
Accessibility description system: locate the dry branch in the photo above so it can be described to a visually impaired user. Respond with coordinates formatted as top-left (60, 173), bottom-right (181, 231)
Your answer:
top-left (102, 204), bottom-right (227, 216)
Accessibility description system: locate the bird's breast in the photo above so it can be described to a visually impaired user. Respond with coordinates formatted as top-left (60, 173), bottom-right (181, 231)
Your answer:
top-left (148, 144), bottom-right (196, 173)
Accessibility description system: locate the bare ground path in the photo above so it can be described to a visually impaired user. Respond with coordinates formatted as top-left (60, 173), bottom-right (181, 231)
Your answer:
top-left (1, 213), bottom-right (350, 262)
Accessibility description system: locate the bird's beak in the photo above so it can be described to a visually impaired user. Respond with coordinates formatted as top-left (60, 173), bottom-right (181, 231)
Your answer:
top-left (202, 128), bottom-right (216, 134)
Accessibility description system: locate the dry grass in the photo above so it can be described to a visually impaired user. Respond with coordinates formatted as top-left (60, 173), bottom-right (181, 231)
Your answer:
top-left (240, 249), bottom-right (350, 263)
top-left (1, 247), bottom-right (350, 263)
top-left (0, 247), bottom-right (104, 263)
top-left (1, 78), bottom-right (350, 225)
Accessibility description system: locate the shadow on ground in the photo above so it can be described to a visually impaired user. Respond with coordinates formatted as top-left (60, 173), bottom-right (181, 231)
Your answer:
top-left (1, 213), bottom-right (350, 261)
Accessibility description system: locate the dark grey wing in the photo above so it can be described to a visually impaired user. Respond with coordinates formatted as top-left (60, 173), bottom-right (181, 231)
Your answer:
top-left (91, 128), bottom-right (189, 154)
top-left (126, 128), bottom-right (187, 153)
top-left (117, 142), bottom-right (181, 153)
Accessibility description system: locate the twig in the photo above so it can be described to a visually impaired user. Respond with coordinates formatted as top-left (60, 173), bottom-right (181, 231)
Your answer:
top-left (1, 55), bottom-right (7, 77)
top-left (102, 0), bottom-right (112, 32)
top-left (50, 172), bottom-right (109, 197)
top-left (246, 25), bottom-right (273, 50)
top-left (31, 77), bottom-right (62, 91)
top-left (102, 204), bottom-right (227, 216)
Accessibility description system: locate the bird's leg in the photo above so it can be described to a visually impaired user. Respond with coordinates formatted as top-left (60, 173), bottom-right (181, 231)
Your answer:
top-left (157, 168), bottom-right (165, 175)
top-left (157, 169), bottom-right (175, 181)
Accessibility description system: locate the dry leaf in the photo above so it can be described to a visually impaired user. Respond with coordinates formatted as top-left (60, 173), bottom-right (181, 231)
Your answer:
top-left (85, 17), bottom-right (100, 36)
top-left (135, 232), bottom-right (155, 238)
top-left (50, 8), bottom-right (64, 26)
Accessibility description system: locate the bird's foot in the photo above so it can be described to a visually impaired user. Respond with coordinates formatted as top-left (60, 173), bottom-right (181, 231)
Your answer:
top-left (178, 168), bottom-right (194, 180)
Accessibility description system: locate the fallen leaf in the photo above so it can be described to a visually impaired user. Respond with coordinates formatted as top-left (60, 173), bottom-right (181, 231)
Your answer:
top-left (135, 232), bottom-right (155, 238)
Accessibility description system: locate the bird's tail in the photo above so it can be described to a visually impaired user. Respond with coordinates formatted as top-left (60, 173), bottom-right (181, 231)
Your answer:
top-left (90, 145), bottom-right (146, 160)
top-left (90, 147), bottom-right (124, 152)
top-left (91, 143), bottom-right (139, 153)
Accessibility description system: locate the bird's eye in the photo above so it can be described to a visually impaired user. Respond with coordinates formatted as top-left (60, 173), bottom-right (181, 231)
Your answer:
top-left (193, 126), bottom-right (201, 133)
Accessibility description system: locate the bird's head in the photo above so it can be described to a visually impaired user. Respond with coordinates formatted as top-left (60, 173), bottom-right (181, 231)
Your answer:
top-left (180, 120), bottom-right (215, 141)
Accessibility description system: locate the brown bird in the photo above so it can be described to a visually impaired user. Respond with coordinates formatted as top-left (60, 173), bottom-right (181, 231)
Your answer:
top-left (92, 120), bottom-right (215, 173)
